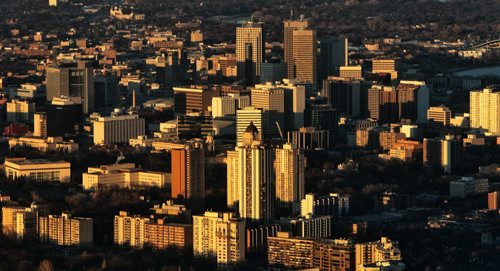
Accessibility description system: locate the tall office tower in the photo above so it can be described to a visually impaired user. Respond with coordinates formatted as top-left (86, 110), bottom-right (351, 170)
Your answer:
top-left (307, 104), bottom-right (338, 131)
top-left (114, 211), bottom-right (150, 248)
top-left (6, 99), bottom-right (35, 123)
top-left (33, 113), bottom-right (47, 138)
top-left (173, 86), bottom-right (219, 115)
top-left (423, 135), bottom-right (463, 174)
top-left (260, 62), bottom-right (286, 83)
top-left (488, 191), bottom-right (500, 210)
top-left (372, 58), bottom-right (398, 80)
top-left (94, 75), bottom-right (119, 113)
top-left (236, 22), bottom-right (264, 85)
top-left (292, 28), bottom-right (317, 88)
top-left (193, 212), bottom-right (245, 269)
top-left (93, 114), bottom-right (145, 145)
top-left (46, 61), bottom-right (94, 114)
top-left (367, 85), bottom-right (398, 124)
top-left (320, 37), bottom-right (348, 81)
top-left (1, 205), bottom-right (39, 240)
top-left (254, 79), bottom-right (306, 132)
top-left (38, 212), bottom-right (93, 246)
top-left (275, 143), bottom-right (305, 213)
top-left (396, 80), bottom-right (430, 123)
top-left (427, 105), bottom-right (451, 127)
top-left (470, 87), bottom-right (500, 135)
top-left (300, 193), bottom-right (350, 219)
top-left (46, 96), bottom-right (83, 137)
top-left (322, 77), bottom-right (361, 117)
top-left (236, 106), bottom-right (264, 145)
top-left (355, 237), bottom-right (402, 270)
top-left (227, 124), bottom-right (275, 223)
top-left (211, 94), bottom-right (250, 118)
top-left (251, 85), bottom-right (285, 138)
top-left (171, 141), bottom-right (205, 212)
top-left (284, 19), bottom-right (309, 79)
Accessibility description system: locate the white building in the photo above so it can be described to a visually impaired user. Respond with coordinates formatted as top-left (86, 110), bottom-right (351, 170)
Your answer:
top-left (93, 114), bottom-right (145, 145)
top-left (82, 163), bottom-right (168, 190)
top-left (193, 211), bottom-right (245, 269)
top-left (4, 158), bottom-right (71, 182)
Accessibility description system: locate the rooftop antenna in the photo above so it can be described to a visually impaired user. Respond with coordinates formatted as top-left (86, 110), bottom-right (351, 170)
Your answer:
top-left (290, 9), bottom-right (294, 20)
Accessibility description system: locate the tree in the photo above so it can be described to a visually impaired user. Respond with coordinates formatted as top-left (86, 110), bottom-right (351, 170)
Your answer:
top-left (37, 260), bottom-right (54, 271)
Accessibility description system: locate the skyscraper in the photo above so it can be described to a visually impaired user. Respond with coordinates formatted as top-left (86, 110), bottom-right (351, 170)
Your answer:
top-left (236, 106), bottom-right (264, 145)
top-left (292, 28), bottom-right (317, 88)
top-left (171, 141), bottom-right (205, 211)
top-left (470, 87), bottom-right (500, 135)
top-left (396, 80), bottom-right (429, 123)
top-left (227, 123), bottom-right (275, 223)
top-left (251, 85), bottom-right (285, 138)
top-left (236, 22), bottom-right (264, 85)
top-left (284, 19), bottom-right (309, 79)
top-left (319, 37), bottom-right (348, 81)
top-left (46, 61), bottom-right (94, 114)
top-left (193, 211), bottom-right (245, 269)
top-left (322, 77), bottom-right (361, 117)
top-left (367, 85), bottom-right (398, 123)
top-left (274, 143), bottom-right (305, 213)
top-left (94, 75), bottom-right (119, 113)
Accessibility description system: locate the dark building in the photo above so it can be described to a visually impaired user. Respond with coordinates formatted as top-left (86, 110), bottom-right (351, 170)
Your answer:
top-left (94, 75), bottom-right (119, 113)
top-left (368, 85), bottom-right (399, 123)
top-left (46, 99), bottom-right (83, 137)
top-left (322, 77), bottom-right (361, 117)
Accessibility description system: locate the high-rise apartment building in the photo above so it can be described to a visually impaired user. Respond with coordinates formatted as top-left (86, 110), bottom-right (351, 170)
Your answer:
top-left (193, 212), bottom-right (245, 269)
top-left (355, 237), bottom-right (402, 271)
top-left (39, 212), bottom-right (93, 246)
top-left (1, 204), bottom-right (40, 240)
top-left (427, 105), bottom-right (451, 127)
top-left (274, 143), bottom-right (305, 213)
top-left (292, 28), bottom-right (317, 87)
top-left (236, 106), bottom-right (264, 145)
top-left (46, 62), bottom-right (94, 114)
top-left (33, 113), bottom-right (47, 138)
top-left (227, 124), bottom-right (275, 222)
top-left (171, 141), bottom-right (205, 211)
top-left (470, 87), bottom-right (500, 135)
top-left (6, 100), bottom-right (35, 123)
top-left (114, 211), bottom-right (150, 248)
top-left (93, 114), bottom-right (145, 145)
top-left (267, 232), bottom-right (355, 271)
top-left (284, 19), bottom-right (309, 79)
top-left (236, 22), bottom-right (264, 85)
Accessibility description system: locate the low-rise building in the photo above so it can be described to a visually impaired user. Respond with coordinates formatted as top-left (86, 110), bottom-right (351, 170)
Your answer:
top-left (82, 163), bottom-right (168, 190)
top-left (9, 136), bottom-right (79, 152)
top-left (355, 237), bottom-right (402, 271)
top-left (4, 158), bottom-right (71, 182)
top-left (449, 177), bottom-right (489, 198)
